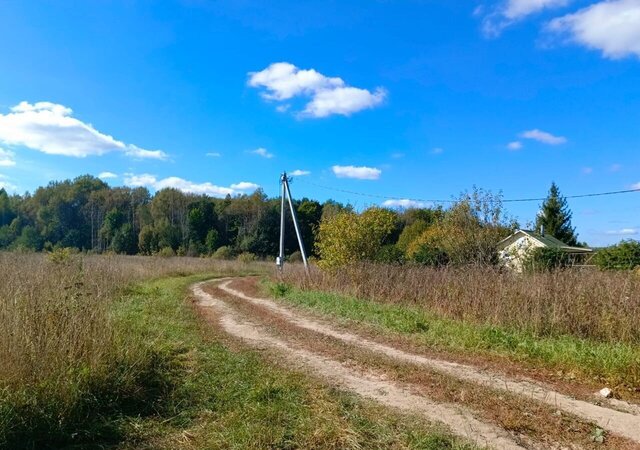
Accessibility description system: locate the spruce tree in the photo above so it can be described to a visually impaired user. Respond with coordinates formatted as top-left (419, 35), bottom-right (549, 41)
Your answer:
top-left (535, 182), bottom-right (578, 246)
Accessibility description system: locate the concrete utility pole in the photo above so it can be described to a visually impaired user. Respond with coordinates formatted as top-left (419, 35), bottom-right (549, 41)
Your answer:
top-left (277, 172), bottom-right (309, 272)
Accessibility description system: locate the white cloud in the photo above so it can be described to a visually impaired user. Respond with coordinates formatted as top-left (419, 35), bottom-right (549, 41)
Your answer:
top-left (332, 165), bottom-right (381, 180)
top-left (124, 145), bottom-right (168, 161)
top-left (0, 148), bottom-right (16, 167)
top-left (504, 0), bottom-right (571, 19)
top-left (0, 174), bottom-right (17, 192)
top-left (507, 141), bottom-right (523, 150)
top-left (290, 169), bottom-right (311, 176)
top-left (605, 228), bottom-right (638, 235)
top-left (206, 152), bottom-right (221, 157)
top-left (98, 171), bottom-right (118, 179)
top-left (610, 163), bottom-right (623, 172)
top-left (632, 182), bottom-right (640, 189)
top-left (382, 199), bottom-right (428, 209)
top-left (248, 62), bottom-right (386, 118)
top-left (250, 147), bottom-right (274, 158)
top-left (582, 167), bottom-right (593, 174)
top-left (302, 86), bottom-right (386, 118)
top-left (390, 152), bottom-right (405, 159)
top-left (0, 101), bottom-right (169, 160)
top-left (482, 0), bottom-right (570, 36)
top-left (520, 129), bottom-right (567, 145)
top-left (547, 0), bottom-right (640, 59)
top-left (230, 181), bottom-right (260, 190)
top-left (431, 147), bottom-right (444, 155)
top-left (123, 173), bottom-right (259, 197)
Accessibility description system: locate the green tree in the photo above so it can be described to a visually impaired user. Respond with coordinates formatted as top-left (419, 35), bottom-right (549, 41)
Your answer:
top-left (594, 240), bottom-right (640, 270)
top-left (138, 224), bottom-right (158, 254)
top-left (536, 182), bottom-right (578, 246)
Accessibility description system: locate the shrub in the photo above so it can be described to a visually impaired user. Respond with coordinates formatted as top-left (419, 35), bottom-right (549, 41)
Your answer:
top-left (157, 246), bottom-right (176, 257)
top-left (594, 240), bottom-right (640, 270)
top-left (374, 245), bottom-right (405, 264)
top-left (413, 244), bottom-right (449, 267)
top-left (237, 252), bottom-right (257, 263)
top-left (288, 251), bottom-right (303, 263)
top-left (212, 246), bottom-right (234, 260)
top-left (522, 247), bottom-right (570, 272)
top-left (46, 247), bottom-right (75, 264)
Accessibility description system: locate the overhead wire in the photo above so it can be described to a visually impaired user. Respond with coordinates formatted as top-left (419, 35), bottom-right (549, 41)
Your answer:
top-left (294, 178), bottom-right (640, 205)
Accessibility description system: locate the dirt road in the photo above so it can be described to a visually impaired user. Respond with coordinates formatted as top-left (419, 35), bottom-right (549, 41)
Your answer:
top-left (193, 277), bottom-right (640, 450)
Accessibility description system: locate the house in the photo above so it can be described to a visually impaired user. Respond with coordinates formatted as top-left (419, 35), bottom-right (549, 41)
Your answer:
top-left (497, 229), bottom-right (592, 272)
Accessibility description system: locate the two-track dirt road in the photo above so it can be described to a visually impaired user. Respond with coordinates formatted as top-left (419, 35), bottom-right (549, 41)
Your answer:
top-left (193, 277), bottom-right (640, 450)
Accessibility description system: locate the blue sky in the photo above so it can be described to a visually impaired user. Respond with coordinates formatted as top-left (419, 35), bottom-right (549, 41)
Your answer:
top-left (0, 0), bottom-right (638, 245)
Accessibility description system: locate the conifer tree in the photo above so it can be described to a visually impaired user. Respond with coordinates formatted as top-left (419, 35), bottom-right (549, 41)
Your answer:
top-left (535, 182), bottom-right (578, 246)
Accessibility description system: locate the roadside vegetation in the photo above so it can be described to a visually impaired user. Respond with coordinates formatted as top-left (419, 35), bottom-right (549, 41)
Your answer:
top-left (0, 253), bottom-right (474, 449)
top-left (276, 263), bottom-right (640, 388)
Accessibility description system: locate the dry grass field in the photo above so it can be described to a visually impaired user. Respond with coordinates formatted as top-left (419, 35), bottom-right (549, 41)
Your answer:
top-left (284, 263), bottom-right (640, 344)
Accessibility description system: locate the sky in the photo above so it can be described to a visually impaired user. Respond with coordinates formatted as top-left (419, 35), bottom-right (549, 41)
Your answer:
top-left (0, 0), bottom-right (638, 246)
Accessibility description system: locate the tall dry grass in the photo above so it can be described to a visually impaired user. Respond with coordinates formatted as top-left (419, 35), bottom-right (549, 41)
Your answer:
top-left (0, 252), bottom-right (266, 390)
top-left (283, 263), bottom-right (640, 344)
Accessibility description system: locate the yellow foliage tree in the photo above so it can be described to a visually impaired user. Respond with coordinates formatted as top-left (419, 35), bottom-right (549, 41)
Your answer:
top-left (315, 208), bottom-right (398, 270)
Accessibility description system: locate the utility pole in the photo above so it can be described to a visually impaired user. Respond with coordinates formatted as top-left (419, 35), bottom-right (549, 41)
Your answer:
top-left (277, 172), bottom-right (309, 272)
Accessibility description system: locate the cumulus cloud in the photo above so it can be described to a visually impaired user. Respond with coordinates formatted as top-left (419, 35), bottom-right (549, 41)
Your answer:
top-left (546, 0), bottom-right (640, 59)
top-left (0, 101), bottom-right (168, 160)
top-left (431, 147), bottom-right (444, 155)
top-left (250, 147), bottom-right (274, 159)
top-left (382, 199), bottom-right (429, 209)
top-left (302, 86), bottom-right (387, 118)
top-left (632, 182), bottom-right (640, 189)
top-left (0, 148), bottom-right (16, 167)
top-left (605, 228), bottom-right (638, 235)
top-left (290, 169), bottom-right (310, 176)
top-left (230, 181), bottom-right (260, 190)
top-left (481, 0), bottom-right (570, 36)
top-left (332, 165), bottom-right (381, 180)
top-left (520, 129), bottom-right (567, 145)
top-left (248, 62), bottom-right (386, 118)
top-left (206, 152), bottom-right (221, 157)
top-left (507, 141), bottom-right (523, 150)
top-left (123, 173), bottom-right (259, 197)
top-left (98, 171), bottom-right (118, 179)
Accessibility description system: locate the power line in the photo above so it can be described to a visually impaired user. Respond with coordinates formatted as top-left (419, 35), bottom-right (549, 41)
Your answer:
top-left (295, 178), bottom-right (640, 205)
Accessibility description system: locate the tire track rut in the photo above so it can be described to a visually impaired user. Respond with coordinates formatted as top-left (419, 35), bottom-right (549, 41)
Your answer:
top-left (218, 278), bottom-right (640, 444)
top-left (193, 280), bottom-right (526, 450)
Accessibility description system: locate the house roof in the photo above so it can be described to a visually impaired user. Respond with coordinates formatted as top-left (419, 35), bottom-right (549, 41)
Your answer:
top-left (497, 229), bottom-right (592, 253)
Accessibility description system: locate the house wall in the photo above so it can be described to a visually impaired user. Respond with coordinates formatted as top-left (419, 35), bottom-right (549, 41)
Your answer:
top-left (498, 235), bottom-right (545, 272)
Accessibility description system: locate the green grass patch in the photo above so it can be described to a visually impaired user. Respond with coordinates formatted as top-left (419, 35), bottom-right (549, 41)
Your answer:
top-left (268, 282), bottom-right (640, 388)
top-left (1, 273), bottom-right (478, 449)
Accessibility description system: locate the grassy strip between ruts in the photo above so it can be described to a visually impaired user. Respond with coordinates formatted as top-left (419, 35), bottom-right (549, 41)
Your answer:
top-left (1, 273), bottom-right (478, 449)
top-left (267, 282), bottom-right (640, 390)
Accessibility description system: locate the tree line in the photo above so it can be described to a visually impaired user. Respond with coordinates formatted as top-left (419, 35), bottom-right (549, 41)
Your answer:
top-left (2, 175), bottom-right (636, 270)
top-left (0, 175), bottom-right (339, 258)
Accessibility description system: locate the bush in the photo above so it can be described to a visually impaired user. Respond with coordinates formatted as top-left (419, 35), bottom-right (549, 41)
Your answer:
top-left (237, 252), bottom-right (257, 263)
top-left (212, 246), bottom-right (234, 260)
top-left (413, 244), bottom-right (449, 267)
top-left (288, 251), bottom-right (303, 263)
top-left (594, 240), bottom-right (640, 270)
top-left (374, 245), bottom-right (405, 264)
top-left (523, 247), bottom-right (570, 272)
top-left (157, 246), bottom-right (176, 258)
